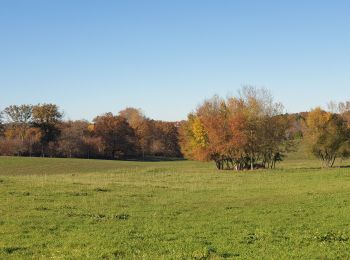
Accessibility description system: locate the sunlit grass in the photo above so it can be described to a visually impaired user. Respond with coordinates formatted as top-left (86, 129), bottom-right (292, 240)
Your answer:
top-left (1, 155), bottom-right (350, 258)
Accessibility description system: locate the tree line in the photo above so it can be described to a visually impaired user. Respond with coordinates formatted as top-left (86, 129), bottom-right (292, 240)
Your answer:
top-left (1, 87), bottom-right (349, 169)
top-left (0, 105), bottom-right (181, 159)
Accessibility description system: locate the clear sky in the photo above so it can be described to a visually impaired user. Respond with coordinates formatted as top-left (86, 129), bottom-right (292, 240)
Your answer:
top-left (1, 1), bottom-right (349, 121)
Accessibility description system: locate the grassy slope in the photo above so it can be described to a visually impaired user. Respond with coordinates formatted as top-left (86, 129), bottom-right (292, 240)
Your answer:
top-left (1, 153), bottom-right (350, 259)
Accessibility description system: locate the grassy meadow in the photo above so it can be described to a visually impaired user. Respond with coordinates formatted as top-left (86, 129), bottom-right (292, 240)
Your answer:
top-left (1, 153), bottom-right (350, 259)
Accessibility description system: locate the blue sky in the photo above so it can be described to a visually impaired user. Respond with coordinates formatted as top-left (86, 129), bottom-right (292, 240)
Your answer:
top-left (1, 1), bottom-right (349, 121)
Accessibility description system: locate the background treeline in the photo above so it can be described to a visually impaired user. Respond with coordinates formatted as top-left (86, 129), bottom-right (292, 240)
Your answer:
top-left (0, 106), bottom-right (181, 159)
top-left (1, 87), bottom-right (349, 169)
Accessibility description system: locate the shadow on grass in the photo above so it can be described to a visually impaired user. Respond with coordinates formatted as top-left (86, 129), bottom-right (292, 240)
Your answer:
top-left (287, 165), bottom-right (350, 170)
top-left (126, 156), bottom-right (186, 162)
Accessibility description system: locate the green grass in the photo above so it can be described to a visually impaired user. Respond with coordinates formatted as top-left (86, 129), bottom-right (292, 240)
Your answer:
top-left (1, 154), bottom-right (350, 259)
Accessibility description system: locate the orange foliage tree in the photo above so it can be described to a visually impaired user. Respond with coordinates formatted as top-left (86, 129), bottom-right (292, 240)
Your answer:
top-left (180, 87), bottom-right (293, 170)
top-left (93, 113), bottom-right (138, 159)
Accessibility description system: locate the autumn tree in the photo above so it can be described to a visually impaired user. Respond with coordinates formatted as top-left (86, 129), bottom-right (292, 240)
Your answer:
top-left (232, 87), bottom-right (290, 169)
top-left (180, 115), bottom-right (207, 161)
top-left (180, 87), bottom-right (293, 170)
top-left (1, 127), bottom-right (25, 155)
top-left (180, 97), bottom-right (240, 169)
top-left (0, 105), bottom-right (40, 156)
top-left (58, 120), bottom-right (90, 158)
top-left (305, 108), bottom-right (350, 167)
top-left (93, 113), bottom-right (138, 159)
top-left (0, 111), bottom-right (3, 136)
top-left (152, 121), bottom-right (182, 157)
top-left (119, 108), bottom-right (182, 159)
top-left (199, 96), bottom-right (234, 169)
top-left (3, 105), bottom-right (33, 141)
top-left (24, 127), bottom-right (42, 156)
top-left (119, 107), bottom-right (149, 158)
top-left (32, 104), bottom-right (63, 157)
top-left (119, 107), bottom-right (145, 129)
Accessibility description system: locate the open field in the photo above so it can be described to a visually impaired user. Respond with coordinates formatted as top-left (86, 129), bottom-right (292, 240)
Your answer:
top-left (1, 156), bottom-right (350, 259)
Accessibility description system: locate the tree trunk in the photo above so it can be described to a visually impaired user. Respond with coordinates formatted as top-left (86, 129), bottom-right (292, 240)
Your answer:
top-left (331, 156), bottom-right (336, 167)
top-left (250, 153), bottom-right (254, 170)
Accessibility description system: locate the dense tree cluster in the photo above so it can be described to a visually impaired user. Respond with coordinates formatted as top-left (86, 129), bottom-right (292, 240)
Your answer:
top-left (0, 105), bottom-right (182, 159)
top-left (0, 89), bottom-right (349, 169)
top-left (179, 87), bottom-right (294, 170)
top-left (179, 88), bottom-right (350, 170)
top-left (304, 106), bottom-right (350, 167)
